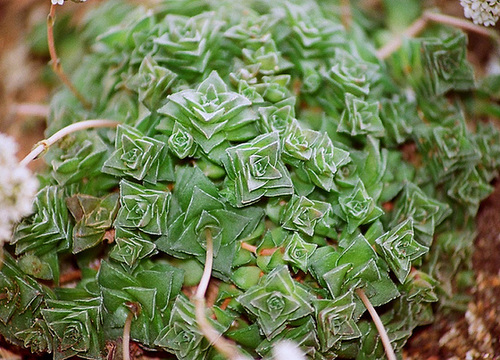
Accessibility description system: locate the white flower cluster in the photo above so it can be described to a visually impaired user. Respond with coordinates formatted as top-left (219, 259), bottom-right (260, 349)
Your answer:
top-left (0, 133), bottom-right (38, 242)
top-left (460, 0), bottom-right (500, 26)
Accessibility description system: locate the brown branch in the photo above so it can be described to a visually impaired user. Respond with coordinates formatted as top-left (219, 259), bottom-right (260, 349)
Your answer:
top-left (424, 11), bottom-right (498, 39)
top-left (340, 0), bottom-right (352, 30)
top-left (47, 4), bottom-right (91, 109)
top-left (376, 15), bottom-right (428, 60)
top-left (376, 10), bottom-right (500, 60)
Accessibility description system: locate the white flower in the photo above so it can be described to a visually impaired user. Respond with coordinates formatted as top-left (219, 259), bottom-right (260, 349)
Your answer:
top-left (0, 133), bottom-right (39, 243)
top-left (272, 341), bottom-right (306, 360)
top-left (460, 0), bottom-right (500, 26)
top-left (51, 0), bottom-right (64, 5)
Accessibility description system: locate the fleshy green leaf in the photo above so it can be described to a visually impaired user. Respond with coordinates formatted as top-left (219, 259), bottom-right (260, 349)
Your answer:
top-left (282, 232), bottom-right (318, 273)
top-left (389, 183), bottom-right (451, 246)
top-left (338, 94), bottom-right (384, 137)
top-left (335, 181), bottom-right (384, 234)
top-left (42, 296), bottom-right (102, 360)
top-left (238, 265), bottom-right (315, 339)
top-left (98, 260), bottom-right (183, 346)
top-left (314, 291), bottom-right (362, 352)
top-left (222, 131), bottom-right (293, 207)
top-left (115, 180), bottom-right (170, 235)
top-left (281, 195), bottom-right (332, 237)
top-left (125, 55), bottom-right (178, 110)
top-left (109, 228), bottom-right (157, 268)
top-left (12, 186), bottom-right (73, 259)
top-left (157, 70), bottom-right (258, 155)
top-left (102, 125), bottom-right (174, 184)
top-left (66, 193), bottom-right (119, 253)
top-left (45, 131), bottom-right (109, 187)
top-left (156, 167), bottom-right (263, 279)
top-left (375, 219), bottom-right (428, 283)
top-left (154, 295), bottom-right (230, 359)
top-left (153, 13), bottom-right (224, 78)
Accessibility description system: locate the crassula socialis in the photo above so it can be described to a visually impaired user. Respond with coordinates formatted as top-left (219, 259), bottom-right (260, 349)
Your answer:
top-left (1, 0), bottom-right (500, 359)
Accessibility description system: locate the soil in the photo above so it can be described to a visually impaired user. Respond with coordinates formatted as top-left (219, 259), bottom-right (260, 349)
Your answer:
top-left (0, 1), bottom-right (499, 359)
top-left (404, 180), bottom-right (500, 360)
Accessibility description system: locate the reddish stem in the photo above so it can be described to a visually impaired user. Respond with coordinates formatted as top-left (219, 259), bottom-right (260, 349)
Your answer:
top-left (47, 4), bottom-right (91, 108)
top-left (259, 247), bottom-right (279, 256)
top-left (240, 242), bottom-right (257, 254)
top-left (59, 269), bottom-right (82, 284)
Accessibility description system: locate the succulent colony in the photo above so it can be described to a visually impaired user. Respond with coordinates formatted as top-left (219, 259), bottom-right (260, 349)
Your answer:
top-left (1, 0), bottom-right (500, 359)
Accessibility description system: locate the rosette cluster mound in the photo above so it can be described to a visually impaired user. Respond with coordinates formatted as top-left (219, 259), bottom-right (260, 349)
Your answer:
top-left (2, 0), bottom-right (500, 359)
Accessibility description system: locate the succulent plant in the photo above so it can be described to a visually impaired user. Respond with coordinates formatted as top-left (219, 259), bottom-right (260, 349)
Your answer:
top-left (1, 0), bottom-right (499, 359)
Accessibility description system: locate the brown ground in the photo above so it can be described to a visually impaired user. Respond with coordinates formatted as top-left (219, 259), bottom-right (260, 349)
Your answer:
top-left (1, 0), bottom-right (499, 359)
top-left (404, 181), bottom-right (500, 360)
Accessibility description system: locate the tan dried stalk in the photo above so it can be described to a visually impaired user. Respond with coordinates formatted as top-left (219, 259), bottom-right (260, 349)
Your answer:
top-left (341, 0), bottom-right (352, 30)
top-left (122, 302), bottom-right (140, 360)
top-left (10, 103), bottom-right (50, 118)
top-left (47, 4), bottom-right (91, 109)
top-left (122, 311), bottom-right (133, 360)
top-left (194, 229), bottom-right (248, 360)
top-left (20, 119), bottom-right (120, 166)
top-left (356, 288), bottom-right (397, 360)
top-left (377, 10), bottom-right (499, 60)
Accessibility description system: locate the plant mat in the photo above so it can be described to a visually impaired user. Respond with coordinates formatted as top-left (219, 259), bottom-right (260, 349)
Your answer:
top-left (1, 1), bottom-right (500, 359)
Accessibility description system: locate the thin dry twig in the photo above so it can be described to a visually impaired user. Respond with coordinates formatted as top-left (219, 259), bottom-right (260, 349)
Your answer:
top-left (10, 103), bottom-right (50, 118)
top-left (20, 119), bottom-right (120, 166)
top-left (340, 0), bottom-right (352, 30)
top-left (240, 241), bottom-right (257, 254)
top-left (424, 11), bottom-right (497, 39)
top-left (47, 4), bottom-right (91, 109)
top-left (376, 10), bottom-right (499, 60)
top-left (122, 302), bottom-right (140, 360)
top-left (356, 288), bottom-right (397, 360)
top-left (193, 229), bottom-right (247, 360)
top-left (376, 15), bottom-right (428, 60)
top-left (122, 312), bottom-right (133, 360)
